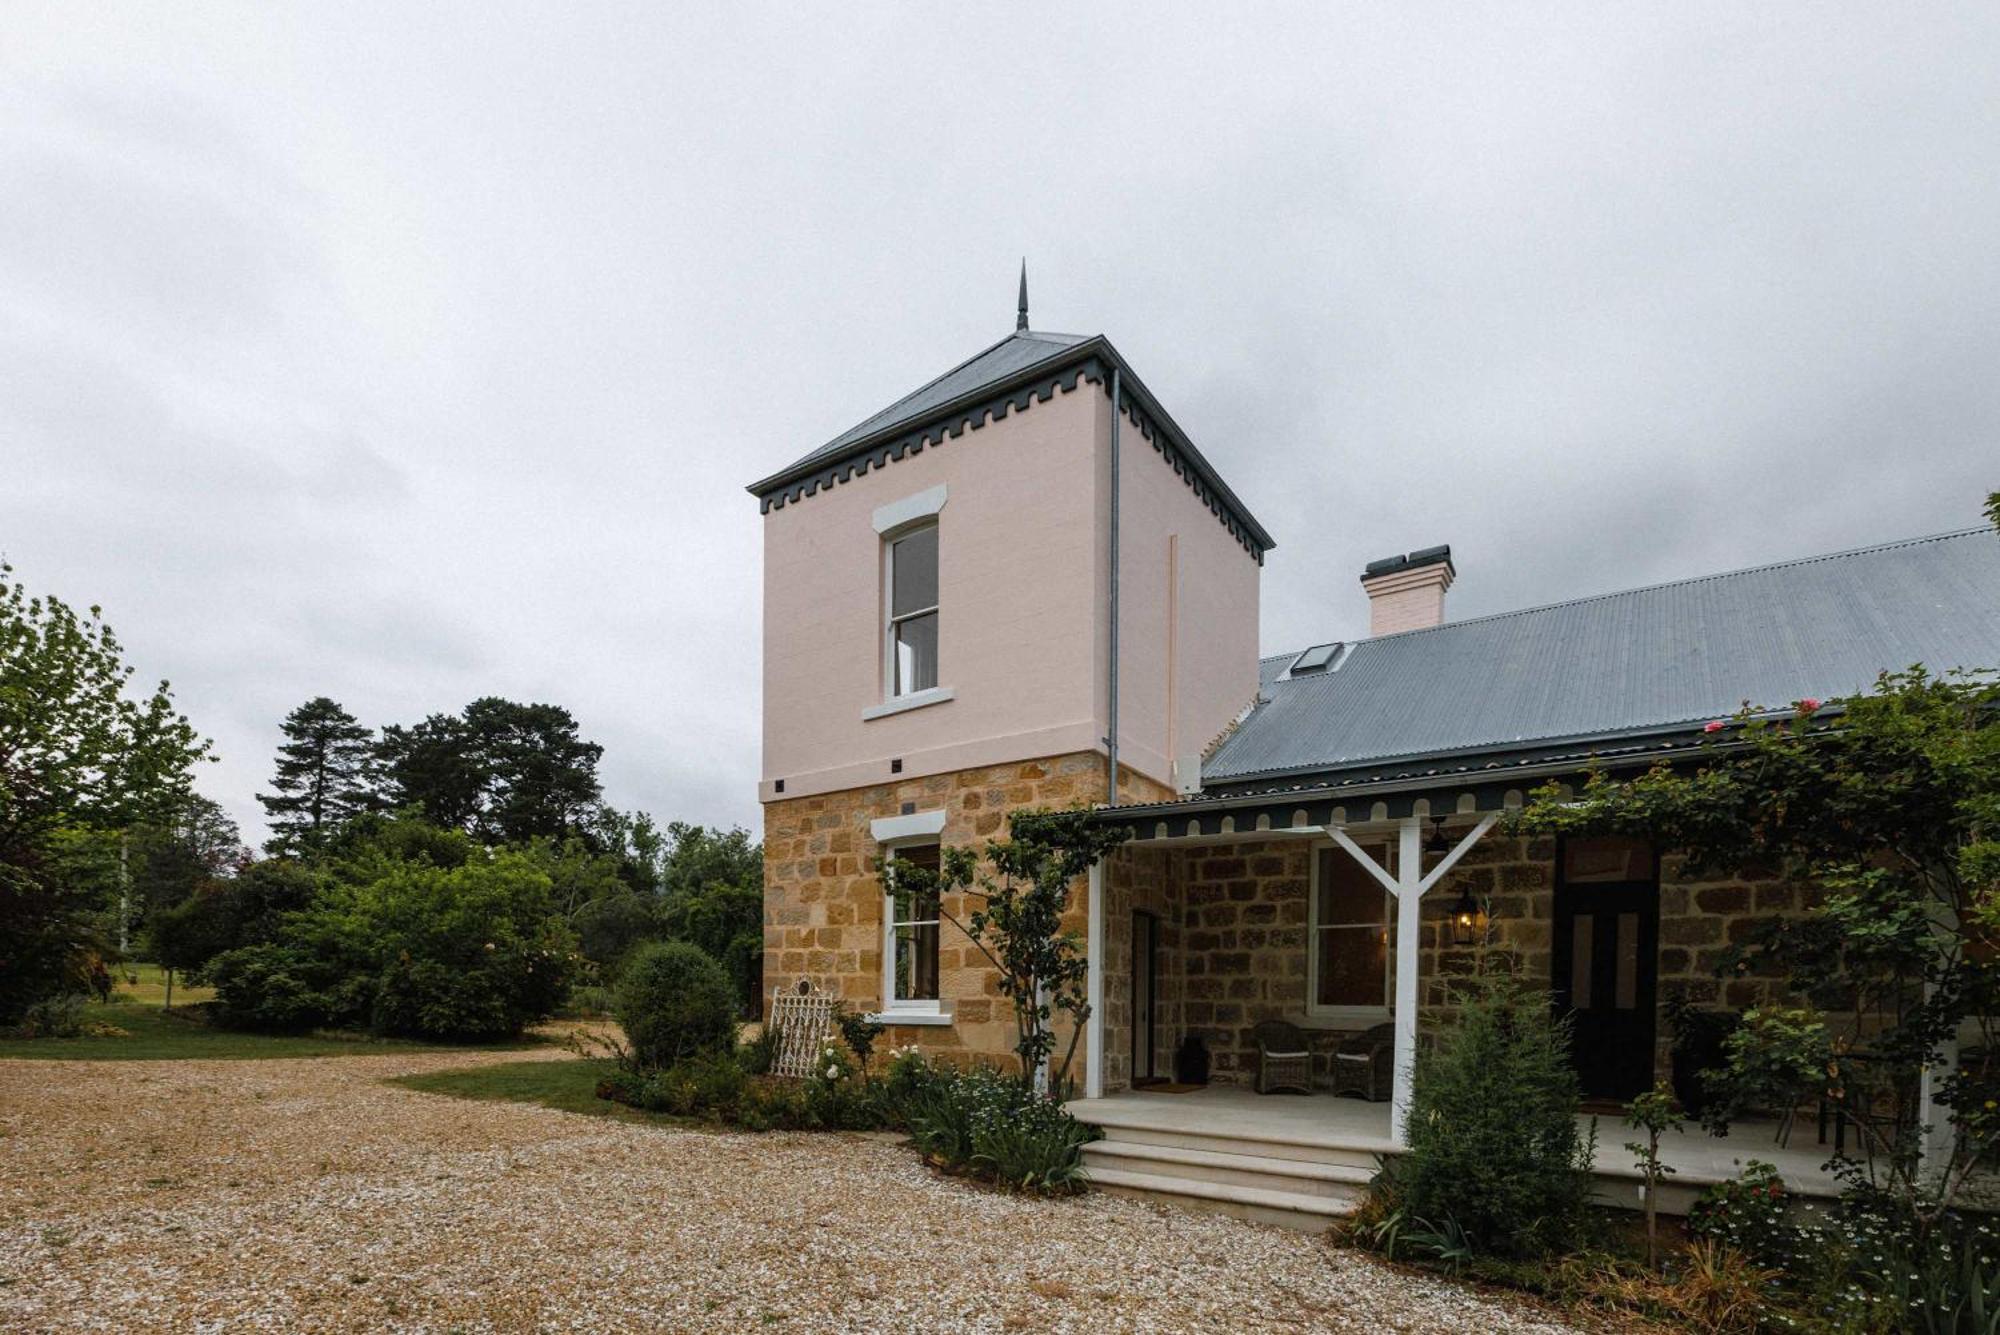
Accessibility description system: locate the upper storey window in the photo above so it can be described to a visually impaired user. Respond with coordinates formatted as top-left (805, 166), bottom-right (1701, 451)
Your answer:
top-left (888, 524), bottom-right (939, 697)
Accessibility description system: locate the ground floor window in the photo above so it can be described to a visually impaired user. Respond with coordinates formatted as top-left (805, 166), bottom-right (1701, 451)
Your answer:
top-left (885, 843), bottom-right (941, 1006)
top-left (1308, 842), bottom-right (1393, 1021)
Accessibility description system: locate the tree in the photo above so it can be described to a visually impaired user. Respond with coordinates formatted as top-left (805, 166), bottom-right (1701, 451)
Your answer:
top-left (1512, 667), bottom-right (1999, 1222)
top-left (0, 562), bottom-right (209, 1021)
top-left (377, 698), bottom-right (603, 844)
top-left (904, 809), bottom-right (1129, 1095)
top-left (129, 792), bottom-right (244, 923)
top-left (259, 698), bottom-right (377, 857)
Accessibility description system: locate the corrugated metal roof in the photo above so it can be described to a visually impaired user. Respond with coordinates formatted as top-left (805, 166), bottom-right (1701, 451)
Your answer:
top-left (775, 330), bottom-right (1091, 479)
top-left (1205, 527), bottom-right (2000, 785)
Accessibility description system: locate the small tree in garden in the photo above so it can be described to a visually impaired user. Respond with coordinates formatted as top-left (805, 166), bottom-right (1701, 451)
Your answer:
top-left (1512, 663), bottom-right (2000, 1227)
top-left (890, 809), bottom-right (1129, 1097)
top-left (1395, 965), bottom-right (1596, 1258)
top-left (1624, 1082), bottom-right (1681, 1270)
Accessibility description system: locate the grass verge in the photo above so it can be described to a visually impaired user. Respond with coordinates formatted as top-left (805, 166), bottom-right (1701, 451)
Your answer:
top-left (0, 999), bottom-right (544, 1062)
top-left (391, 1058), bottom-right (671, 1124)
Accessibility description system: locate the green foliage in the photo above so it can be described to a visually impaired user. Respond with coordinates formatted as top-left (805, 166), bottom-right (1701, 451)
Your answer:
top-left (645, 822), bottom-right (764, 1013)
top-left (836, 1007), bottom-right (886, 1074)
top-left (258, 697), bottom-right (377, 858)
top-left (1691, 1163), bottom-right (2000, 1333)
top-left (1511, 667), bottom-right (2000, 1217)
top-left (1396, 967), bottom-right (1595, 1258)
top-left (1687, 1160), bottom-right (1796, 1270)
top-left (901, 808), bottom-right (1130, 1092)
top-left (207, 943), bottom-right (337, 1033)
top-left (0, 561), bottom-right (210, 1022)
top-left (901, 1056), bottom-right (1097, 1194)
top-left (147, 857), bottom-right (320, 981)
top-left (207, 845), bottom-right (576, 1041)
top-left (376, 698), bottom-right (603, 844)
top-left (613, 940), bottom-right (738, 1070)
top-left (1624, 1082), bottom-right (1682, 1270)
top-left (739, 1020), bottom-right (781, 1075)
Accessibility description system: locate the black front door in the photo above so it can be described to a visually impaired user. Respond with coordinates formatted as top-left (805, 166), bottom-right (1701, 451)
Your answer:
top-left (1131, 910), bottom-right (1158, 1082)
top-left (1550, 836), bottom-right (1660, 1101)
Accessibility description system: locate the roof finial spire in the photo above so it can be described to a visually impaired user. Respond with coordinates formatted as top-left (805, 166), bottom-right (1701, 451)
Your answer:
top-left (1016, 259), bottom-right (1029, 332)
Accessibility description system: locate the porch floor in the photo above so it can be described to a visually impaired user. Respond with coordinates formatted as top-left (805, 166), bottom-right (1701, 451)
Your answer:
top-left (1070, 1086), bottom-right (1849, 1198)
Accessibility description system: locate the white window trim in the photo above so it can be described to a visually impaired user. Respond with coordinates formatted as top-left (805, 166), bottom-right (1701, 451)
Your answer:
top-left (872, 483), bottom-right (947, 535)
top-left (861, 685), bottom-right (954, 721)
top-left (870, 811), bottom-right (951, 1024)
top-left (1306, 840), bottom-right (1395, 1026)
top-left (881, 520), bottom-right (941, 703)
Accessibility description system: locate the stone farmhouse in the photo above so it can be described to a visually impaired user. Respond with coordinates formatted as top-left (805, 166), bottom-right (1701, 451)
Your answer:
top-left (748, 278), bottom-right (2000, 1224)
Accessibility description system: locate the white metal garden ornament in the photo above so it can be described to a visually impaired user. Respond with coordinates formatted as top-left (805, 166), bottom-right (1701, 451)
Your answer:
top-left (767, 983), bottom-right (839, 1080)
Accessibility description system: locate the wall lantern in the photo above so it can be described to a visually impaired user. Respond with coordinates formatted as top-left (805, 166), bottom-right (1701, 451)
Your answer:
top-left (1450, 886), bottom-right (1488, 947)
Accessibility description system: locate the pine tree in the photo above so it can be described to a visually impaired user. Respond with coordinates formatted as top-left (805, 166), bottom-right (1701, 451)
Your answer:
top-left (258, 697), bottom-right (377, 856)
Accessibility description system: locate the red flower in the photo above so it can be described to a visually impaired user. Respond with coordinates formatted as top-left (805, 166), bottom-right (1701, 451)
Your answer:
top-left (1798, 697), bottom-right (1822, 712)
top-left (1703, 720), bottom-right (1726, 734)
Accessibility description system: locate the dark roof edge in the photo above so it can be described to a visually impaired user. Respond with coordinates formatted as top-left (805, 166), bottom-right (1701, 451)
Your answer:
top-left (744, 335), bottom-right (1276, 557)
top-left (1091, 334), bottom-right (1277, 553)
top-left (1103, 731), bottom-right (1777, 822)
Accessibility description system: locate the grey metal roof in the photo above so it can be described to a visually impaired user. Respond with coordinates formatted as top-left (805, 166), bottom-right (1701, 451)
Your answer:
top-left (745, 327), bottom-right (1277, 559)
top-left (783, 330), bottom-right (1090, 478)
top-left (1204, 527), bottom-right (2000, 786)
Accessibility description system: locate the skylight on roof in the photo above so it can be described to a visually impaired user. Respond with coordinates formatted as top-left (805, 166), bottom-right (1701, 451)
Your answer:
top-left (1289, 642), bottom-right (1343, 675)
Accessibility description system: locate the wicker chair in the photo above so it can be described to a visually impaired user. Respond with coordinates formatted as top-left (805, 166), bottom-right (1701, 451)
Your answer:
top-left (1253, 1020), bottom-right (1314, 1095)
top-left (1330, 1023), bottom-right (1395, 1102)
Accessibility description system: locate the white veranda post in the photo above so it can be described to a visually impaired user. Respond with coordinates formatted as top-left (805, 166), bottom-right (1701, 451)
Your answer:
top-left (1329, 812), bottom-right (1497, 1147)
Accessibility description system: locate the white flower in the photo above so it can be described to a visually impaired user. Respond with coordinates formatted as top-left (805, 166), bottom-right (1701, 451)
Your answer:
top-left (825, 1065), bottom-right (838, 1078)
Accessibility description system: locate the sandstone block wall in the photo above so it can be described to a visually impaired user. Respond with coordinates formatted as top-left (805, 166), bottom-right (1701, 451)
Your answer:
top-left (761, 750), bottom-right (1172, 1071)
top-left (1099, 832), bottom-right (1809, 1092)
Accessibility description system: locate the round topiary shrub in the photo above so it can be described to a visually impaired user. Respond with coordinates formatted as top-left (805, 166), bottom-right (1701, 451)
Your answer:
top-left (614, 941), bottom-right (738, 1070)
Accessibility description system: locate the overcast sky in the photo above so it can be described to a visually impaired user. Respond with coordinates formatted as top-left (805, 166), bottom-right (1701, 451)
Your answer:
top-left (4, 6), bottom-right (1995, 848)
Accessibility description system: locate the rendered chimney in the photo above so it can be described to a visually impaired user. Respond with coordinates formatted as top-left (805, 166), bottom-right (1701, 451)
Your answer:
top-left (1360, 545), bottom-right (1454, 636)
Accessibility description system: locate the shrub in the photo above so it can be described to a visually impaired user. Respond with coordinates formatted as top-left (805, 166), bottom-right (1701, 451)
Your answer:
top-left (970, 1097), bottom-right (1095, 1194)
top-left (1397, 968), bottom-right (1594, 1258)
top-left (1687, 1160), bottom-right (1794, 1270)
top-left (206, 850), bottom-right (575, 1042)
top-left (614, 940), bottom-right (737, 1071)
top-left (13, 993), bottom-right (87, 1038)
top-left (737, 1076), bottom-right (810, 1131)
top-left (324, 854), bottom-right (574, 1042)
top-left (206, 944), bottom-right (337, 1033)
top-left (903, 1060), bottom-right (1095, 1193)
top-left (740, 1022), bottom-right (781, 1075)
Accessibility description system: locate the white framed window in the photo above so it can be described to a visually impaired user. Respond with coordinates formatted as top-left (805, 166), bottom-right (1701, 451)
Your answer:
top-left (885, 522), bottom-right (939, 699)
top-left (883, 842), bottom-right (942, 1013)
top-left (1307, 842), bottom-right (1394, 1024)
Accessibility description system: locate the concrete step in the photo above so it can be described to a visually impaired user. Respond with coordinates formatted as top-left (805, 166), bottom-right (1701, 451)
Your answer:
top-left (1087, 1164), bottom-right (1361, 1232)
top-left (1082, 1138), bottom-right (1375, 1200)
top-left (1089, 1121), bottom-right (1386, 1171)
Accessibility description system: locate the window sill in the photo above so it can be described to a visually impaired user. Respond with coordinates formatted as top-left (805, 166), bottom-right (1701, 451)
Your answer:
top-left (867, 1009), bottom-right (954, 1027)
top-left (862, 686), bottom-right (954, 721)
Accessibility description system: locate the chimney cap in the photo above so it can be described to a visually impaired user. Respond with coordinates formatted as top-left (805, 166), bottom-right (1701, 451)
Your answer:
top-left (1362, 544), bottom-right (1453, 583)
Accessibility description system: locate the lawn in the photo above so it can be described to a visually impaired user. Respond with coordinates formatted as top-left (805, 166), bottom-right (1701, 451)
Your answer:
top-left (391, 1057), bottom-right (639, 1119)
top-left (113, 960), bottom-right (216, 1007)
top-left (0, 996), bottom-right (546, 1062)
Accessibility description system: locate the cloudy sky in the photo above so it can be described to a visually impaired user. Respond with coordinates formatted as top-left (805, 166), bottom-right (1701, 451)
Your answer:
top-left (4, 6), bottom-right (1995, 847)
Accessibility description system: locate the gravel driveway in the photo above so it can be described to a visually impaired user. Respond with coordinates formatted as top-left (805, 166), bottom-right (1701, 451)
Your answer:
top-left (0, 1048), bottom-right (1625, 1333)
